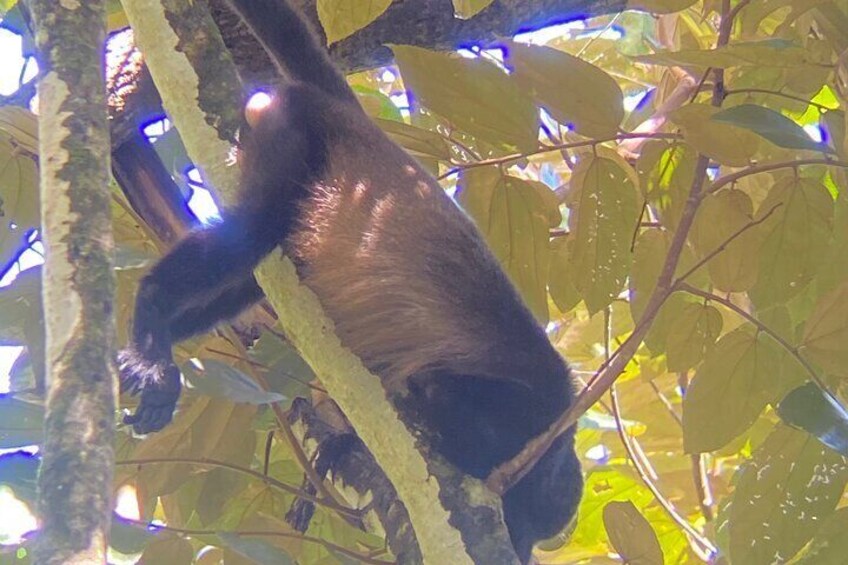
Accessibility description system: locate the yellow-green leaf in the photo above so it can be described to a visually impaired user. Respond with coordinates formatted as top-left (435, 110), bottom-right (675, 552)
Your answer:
top-left (666, 303), bottom-right (722, 371)
top-left (795, 507), bottom-right (848, 564)
top-left (316, 0), bottom-right (392, 45)
top-left (392, 45), bottom-right (538, 152)
top-left (452, 0), bottom-right (494, 19)
top-left (627, 0), bottom-right (697, 13)
top-left (511, 43), bottom-right (624, 138)
top-left (458, 167), bottom-right (552, 322)
top-left (635, 39), bottom-right (813, 68)
top-left (691, 190), bottom-right (760, 292)
top-left (139, 535), bottom-right (194, 565)
top-left (374, 118), bottom-right (451, 161)
top-left (801, 281), bottom-right (848, 378)
top-left (713, 104), bottom-right (833, 153)
top-left (549, 237), bottom-right (580, 313)
top-left (603, 501), bottom-right (664, 565)
top-left (683, 326), bottom-right (780, 453)
top-left (670, 104), bottom-right (759, 166)
top-left (751, 176), bottom-right (834, 307)
top-left (571, 153), bottom-right (640, 313)
top-left (730, 424), bottom-right (848, 564)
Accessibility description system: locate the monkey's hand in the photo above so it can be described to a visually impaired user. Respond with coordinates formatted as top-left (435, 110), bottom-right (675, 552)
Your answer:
top-left (118, 349), bottom-right (182, 434)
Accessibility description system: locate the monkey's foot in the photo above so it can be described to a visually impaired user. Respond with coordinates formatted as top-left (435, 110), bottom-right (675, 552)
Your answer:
top-left (118, 349), bottom-right (182, 434)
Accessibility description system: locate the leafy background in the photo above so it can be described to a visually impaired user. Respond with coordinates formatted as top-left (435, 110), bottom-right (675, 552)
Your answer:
top-left (1, 0), bottom-right (848, 563)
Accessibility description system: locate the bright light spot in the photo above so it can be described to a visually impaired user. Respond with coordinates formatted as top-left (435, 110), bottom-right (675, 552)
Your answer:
top-left (0, 29), bottom-right (25, 96)
top-left (380, 69), bottom-right (396, 83)
top-left (389, 92), bottom-right (410, 111)
top-left (187, 187), bottom-right (221, 224)
top-left (575, 25), bottom-right (624, 41)
top-left (804, 124), bottom-right (823, 143)
top-left (514, 20), bottom-right (587, 44)
top-left (247, 91), bottom-right (273, 113)
top-left (142, 117), bottom-right (171, 141)
top-left (624, 90), bottom-right (648, 112)
top-left (21, 58), bottom-right (37, 84)
top-left (0, 487), bottom-right (37, 545)
top-left (114, 485), bottom-right (140, 521)
top-left (585, 444), bottom-right (610, 462)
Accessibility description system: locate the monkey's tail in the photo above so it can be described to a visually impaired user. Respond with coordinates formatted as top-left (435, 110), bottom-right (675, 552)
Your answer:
top-left (225, 0), bottom-right (357, 104)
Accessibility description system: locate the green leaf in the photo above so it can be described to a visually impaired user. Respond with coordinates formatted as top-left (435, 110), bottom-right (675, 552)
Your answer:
top-left (794, 507), bottom-right (848, 564)
top-left (670, 104), bottom-right (759, 166)
top-left (0, 397), bottom-right (42, 449)
top-left (690, 190), bottom-right (760, 292)
top-left (374, 118), bottom-right (451, 161)
top-left (452, 0), bottom-right (494, 19)
top-left (822, 109), bottom-right (845, 159)
top-left (548, 237), bottom-right (580, 313)
top-left (750, 176), bottom-right (833, 307)
top-left (183, 359), bottom-right (286, 405)
top-left (217, 532), bottom-right (295, 564)
top-left (511, 43), bottom-right (624, 138)
top-left (391, 45), bottom-right (538, 152)
top-left (603, 501), bottom-right (664, 565)
top-left (110, 515), bottom-right (159, 555)
top-left (0, 136), bottom-right (39, 272)
top-left (729, 424), bottom-right (848, 564)
top-left (248, 332), bottom-right (314, 400)
top-left (683, 326), bottom-right (780, 453)
top-left (458, 167), bottom-right (552, 322)
top-left (777, 382), bottom-right (848, 456)
top-left (570, 152), bottom-right (640, 313)
top-left (139, 536), bottom-right (194, 565)
top-left (316, 0), bottom-right (392, 45)
top-left (0, 267), bottom-right (42, 343)
top-left (712, 104), bottom-right (833, 152)
top-left (635, 39), bottom-right (812, 68)
top-left (801, 281), bottom-right (848, 379)
top-left (665, 303), bottom-right (722, 371)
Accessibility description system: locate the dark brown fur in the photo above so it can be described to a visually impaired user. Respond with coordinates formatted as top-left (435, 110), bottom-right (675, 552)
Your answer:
top-left (119, 1), bottom-right (582, 560)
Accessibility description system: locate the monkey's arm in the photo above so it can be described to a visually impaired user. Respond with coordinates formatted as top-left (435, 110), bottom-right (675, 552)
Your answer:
top-left (120, 216), bottom-right (275, 434)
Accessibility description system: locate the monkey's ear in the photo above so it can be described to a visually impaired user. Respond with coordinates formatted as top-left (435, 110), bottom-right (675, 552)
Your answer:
top-left (245, 91), bottom-right (274, 128)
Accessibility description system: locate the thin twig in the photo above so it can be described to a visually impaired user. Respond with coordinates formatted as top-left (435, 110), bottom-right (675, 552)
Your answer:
top-left (119, 518), bottom-right (394, 565)
top-left (672, 201), bottom-right (783, 284)
top-left (437, 132), bottom-right (681, 180)
top-left (116, 457), bottom-right (360, 519)
top-left (674, 283), bottom-right (832, 395)
top-left (724, 88), bottom-right (838, 112)
top-left (708, 158), bottom-right (848, 194)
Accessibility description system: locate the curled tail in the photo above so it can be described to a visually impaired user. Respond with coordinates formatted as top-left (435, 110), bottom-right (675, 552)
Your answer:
top-left (225, 0), bottom-right (357, 103)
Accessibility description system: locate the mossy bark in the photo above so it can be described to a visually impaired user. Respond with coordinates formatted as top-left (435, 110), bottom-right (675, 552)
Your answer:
top-left (25, 1), bottom-right (117, 563)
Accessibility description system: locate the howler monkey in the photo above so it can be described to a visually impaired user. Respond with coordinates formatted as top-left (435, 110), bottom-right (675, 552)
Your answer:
top-left (119, 0), bottom-right (582, 560)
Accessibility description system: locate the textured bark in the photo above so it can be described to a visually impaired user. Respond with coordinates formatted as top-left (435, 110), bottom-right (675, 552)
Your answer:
top-left (25, 1), bottom-right (117, 564)
top-left (118, 0), bottom-right (518, 562)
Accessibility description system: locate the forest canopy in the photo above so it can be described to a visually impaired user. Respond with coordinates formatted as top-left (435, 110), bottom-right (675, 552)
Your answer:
top-left (0, 0), bottom-right (847, 563)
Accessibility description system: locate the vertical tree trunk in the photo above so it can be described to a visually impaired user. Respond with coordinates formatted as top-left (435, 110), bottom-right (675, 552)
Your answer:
top-left (25, 1), bottom-right (117, 563)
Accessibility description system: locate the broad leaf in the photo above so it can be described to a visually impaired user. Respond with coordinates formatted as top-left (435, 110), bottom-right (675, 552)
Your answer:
top-left (139, 536), bottom-right (194, 565)
top-left (184, 359), bottom-right (286, 405)
top-left (392, 45), bottom-right (538, 152)
top-left (316, 0), bottom-right (392, 44)
top-left (729, 424), bottom-right (848, 564)
top-left (794, 507), bottom-right (848, 564)
top-left (635, 39), bottom-right (812, 68)
top-left (548, 237), bottom-right (580, 313)
top-left (750, 176), bottom-right (833, 307)
top-left (670, 104), bottom-right (759, 166)
top-left (603, 501), bottom-right (664, 565)
top-left (665, 303), bottom-right (722, 371)
top-left (511, 43), bottom-right (624, 138)
top-left (801, 281), bottom-right (848, 378)
top-left (217, 532), bottom-right (295, 564)
top-left (374, 118), bottom-right (451, 161)
top-left (110, 514), bottom-right (159, 555)
top-left (452, 0), bottom-right (494, 19)
top-left (627, 0), bottom-right (697, 13)
top-left (690, 190), bottom-right (760, 292)
top-left (712, 104), bottom-right (833, 152)
top-left (458, 167), bottom-right (552, 322)
top-left (683, 326), bottom-right (780, 453)
top-left (570, 152), bottom-right (640, 313)
top-left (777, 382), bottom-right (848, 456)
top-left (0, 397), bottom-right (42, 449)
